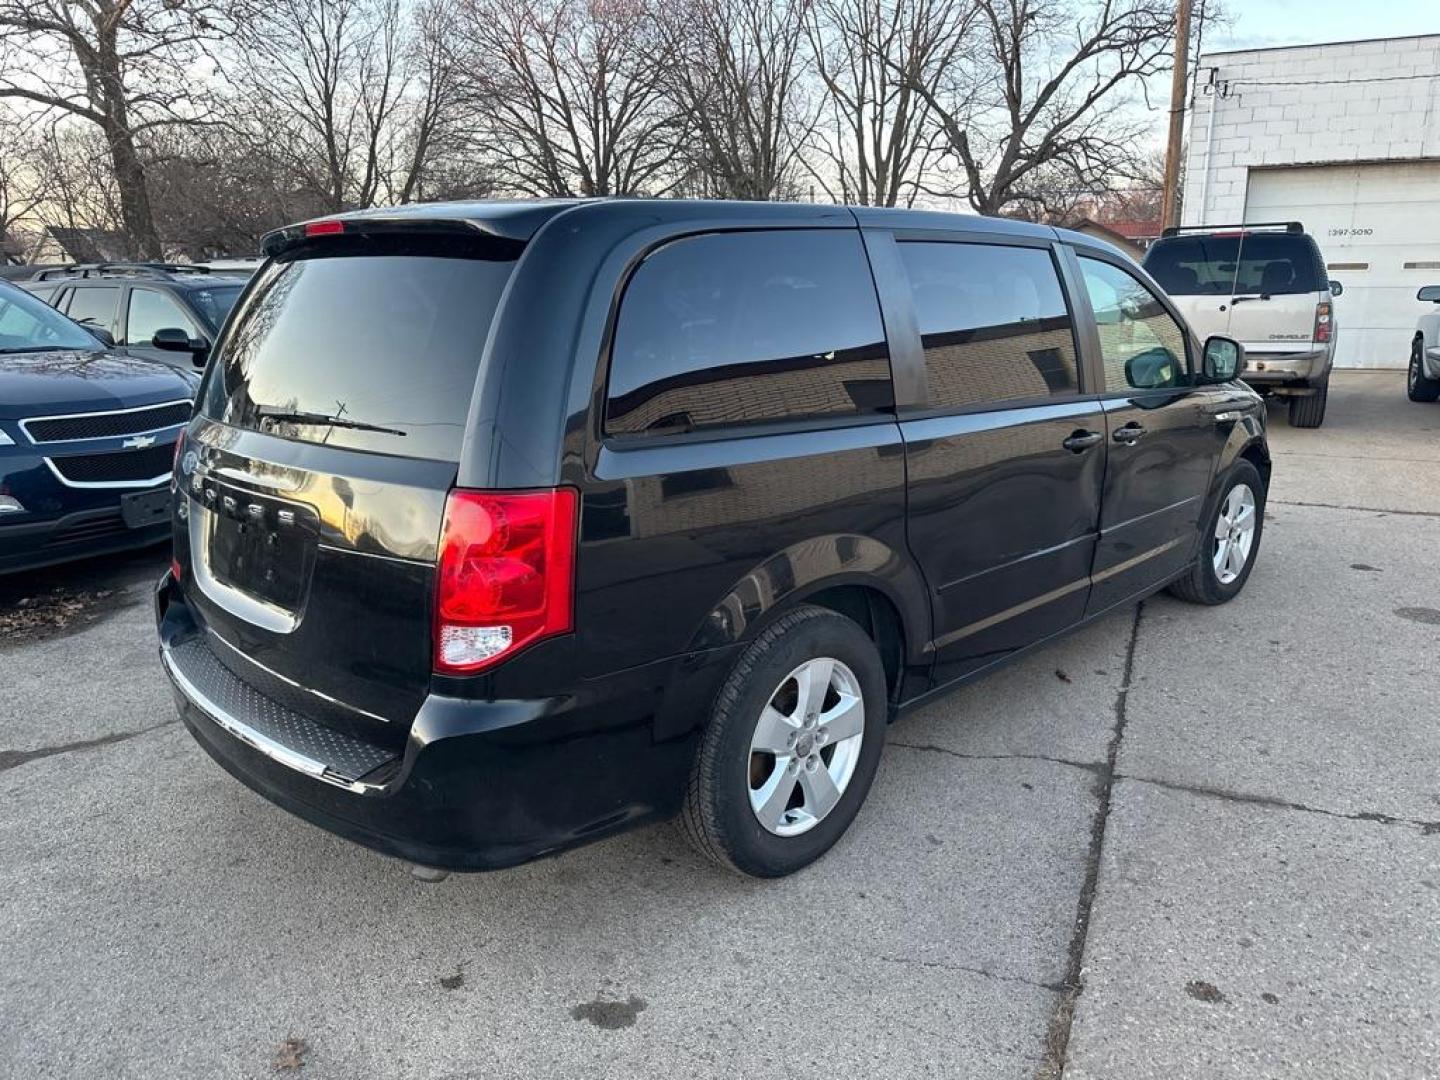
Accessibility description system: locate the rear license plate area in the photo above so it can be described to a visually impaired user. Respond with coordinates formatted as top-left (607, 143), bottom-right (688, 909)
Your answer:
top-left (120, 488), bottom-right (170, 529)
top-left (203, 483), bottom-right (317, 612)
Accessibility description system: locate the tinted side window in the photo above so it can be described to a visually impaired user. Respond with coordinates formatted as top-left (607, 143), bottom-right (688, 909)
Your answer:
top-left (126, 288), bottom-right (198, 344)
top-left (897, 242), bottom-right (1079, 409)
top-left (1079, 257), bottom-right (1189, 392)
top-left (64, 286), bottom-right (121, 334)
top-left (606, 230), bottom-right (892, 436)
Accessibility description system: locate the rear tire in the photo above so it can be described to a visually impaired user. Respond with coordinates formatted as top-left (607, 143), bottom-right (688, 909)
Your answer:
top-left (1408, 340), bottom-right (1440, 402)
top-left (1287, 379), bottom-right (1328, 428)
top-left (680, 604), bottom-right (887, 878)
top-left (1168, 460), bottom-right (1266, 606)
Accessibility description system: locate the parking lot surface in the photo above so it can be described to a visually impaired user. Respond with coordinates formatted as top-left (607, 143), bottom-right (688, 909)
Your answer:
top-left (2, 371), bottom-right (1437, 1078)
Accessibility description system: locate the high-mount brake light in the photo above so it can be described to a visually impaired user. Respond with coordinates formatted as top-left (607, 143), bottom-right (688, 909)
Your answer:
top-left (433, 488), bottom-right (578, 674)
top-left (304, 220), bottom-right (346, 237)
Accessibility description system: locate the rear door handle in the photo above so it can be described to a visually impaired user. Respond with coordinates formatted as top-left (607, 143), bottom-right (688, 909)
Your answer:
top-left (1112, 423), bottom-right (1146, 445)
top-left (1062, 430), bottom-right (1103, 453)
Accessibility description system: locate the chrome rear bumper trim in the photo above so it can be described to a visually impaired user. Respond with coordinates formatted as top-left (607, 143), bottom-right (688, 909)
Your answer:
top-left (161, 642), bottom-right (385, 795)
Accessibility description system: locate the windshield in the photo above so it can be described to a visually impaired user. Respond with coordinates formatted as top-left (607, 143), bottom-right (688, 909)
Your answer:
top-left (0, 282), bottom-right (105, 353)
top-left (188, 284), bottom-right (244, 331)
top-left (1144, 234), bottom-right (1320, 297)
top-left (199, 237), bottom-right (516, 461)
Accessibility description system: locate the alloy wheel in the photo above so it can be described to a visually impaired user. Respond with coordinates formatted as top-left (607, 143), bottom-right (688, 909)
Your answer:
top-left (748, 657), bottom-right (865, 837)
top-left (1213, 483), bottom-right (1257, 586)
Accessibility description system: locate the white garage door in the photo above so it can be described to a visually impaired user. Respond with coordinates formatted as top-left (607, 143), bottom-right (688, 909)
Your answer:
top-left (1244, 162), bottom-right (1440, 369)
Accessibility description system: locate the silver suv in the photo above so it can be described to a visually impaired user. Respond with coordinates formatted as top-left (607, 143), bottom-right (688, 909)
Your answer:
top-left (1144, 222), bottom-right (1339, 428)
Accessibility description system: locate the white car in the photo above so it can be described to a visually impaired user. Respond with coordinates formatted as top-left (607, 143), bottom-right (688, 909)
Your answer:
top-left (1407, 285), bottom-right (1440, 402)
top-left (1143, 222), bottom-right (1340, 428)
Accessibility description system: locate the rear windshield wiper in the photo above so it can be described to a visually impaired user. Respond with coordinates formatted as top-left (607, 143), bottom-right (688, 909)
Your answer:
top-left (255, 409), bottom-right (407, 437)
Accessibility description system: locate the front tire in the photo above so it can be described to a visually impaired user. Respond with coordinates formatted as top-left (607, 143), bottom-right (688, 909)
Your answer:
top-left (1288, 379), bottom-right (1328, 427)
top-left (1168, 460), bottom-right (1266, 605)
top-left (680, 604), bottom-right (887, 877)
top-left (1408, 340), bottom-right (1440, 402)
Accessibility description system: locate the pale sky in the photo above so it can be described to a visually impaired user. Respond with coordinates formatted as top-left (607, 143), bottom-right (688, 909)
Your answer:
top-left (1207, 1), bottom-right (1437, 54)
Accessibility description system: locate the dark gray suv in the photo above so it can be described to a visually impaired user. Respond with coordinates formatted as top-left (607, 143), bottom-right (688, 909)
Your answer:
top-left (21, 264), bottom-right (248, 374)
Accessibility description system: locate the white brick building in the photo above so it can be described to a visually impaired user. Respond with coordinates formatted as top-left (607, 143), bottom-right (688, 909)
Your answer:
top-left (1183, 35), bottom-right (1440, 368)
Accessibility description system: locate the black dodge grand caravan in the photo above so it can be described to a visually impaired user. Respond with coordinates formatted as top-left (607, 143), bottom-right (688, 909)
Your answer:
top-left (156, 199), bottom-right (1268, 878)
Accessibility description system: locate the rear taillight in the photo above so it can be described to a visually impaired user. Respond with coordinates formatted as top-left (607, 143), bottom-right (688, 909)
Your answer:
top-left (1314, 301), bottom-right (1332, 344)
top-left (433, 488), bottom-right (578, 674)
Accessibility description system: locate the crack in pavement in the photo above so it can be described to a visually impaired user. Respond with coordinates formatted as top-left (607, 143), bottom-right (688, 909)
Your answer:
top-left (1270, 499), bottom-right (1440, 520)
top-left (1037, 600), bottom-right (1144, 1080)
top-left (888, 741), bottom-right (1105, 776)
top-left (0, 720), bottom-right (177, 774)
top-left (1271, 451), bottom-right (1435, 464)
top-left (1114, 773), bottom-right (1440, 835)
top-left (877, 954), bottom-right (1065, 994)
top-left (893, 739), bottom-right (1440, 836)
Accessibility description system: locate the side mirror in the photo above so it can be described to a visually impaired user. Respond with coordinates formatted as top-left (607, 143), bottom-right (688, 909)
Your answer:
top-left (1329, 280), bottom-right (1344, 297)
top-left (1418, 285), bottom-right (1440, 303)
top-left (1202, 335), bottom-right (1245, 382)
top-left (151, 327), bottom-right (194, 352)
top-left (85, 325), bottom-right (116, 348)
top-left (152, 327), bottom-right (211, 368)
top-left (1123, 347), bottom-right (1178, 389)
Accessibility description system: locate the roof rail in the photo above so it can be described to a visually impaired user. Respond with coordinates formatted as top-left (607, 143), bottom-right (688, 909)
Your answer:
top-left (31, 261), bottom-right (214, 282)
top-left (1160, 221), bottom-right (1304, 238)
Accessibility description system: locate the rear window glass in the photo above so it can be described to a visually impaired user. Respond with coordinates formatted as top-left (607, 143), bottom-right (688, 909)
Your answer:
top-left (606, 230), bottom-right (892, 436)
top-left (1144, 234), bottom-right (1320, 296)
top-left (199, 238), bottom-right (514, 461)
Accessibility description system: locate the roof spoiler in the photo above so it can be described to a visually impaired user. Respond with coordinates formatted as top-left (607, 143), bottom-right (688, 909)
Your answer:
top-left (1160, 221), bottom-right (1304, 238)
top-left (261, 215), bottom-right (525, 258)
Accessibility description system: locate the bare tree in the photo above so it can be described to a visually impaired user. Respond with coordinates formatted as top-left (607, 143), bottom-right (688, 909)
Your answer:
top-left (804, 0), bottom-right (975, 207)
top-left (229, 0), bottom-right (413, 212)
top-left (454, 0), bottom-right (682, 197)
top-left (37, 124), bottom-right (125, 236)
top-left (0, 0), bottom-right (224, 256)
top-left (658, 0), bottom-right (817, 201)
top-left (141, 123), bottom-right (333, 257)
top-left (912, 0), bottom-right (1173, 217)
top-left (0, 106), bottom-right (52, 249)
top-left (386, 0), bottom-right (468, 203)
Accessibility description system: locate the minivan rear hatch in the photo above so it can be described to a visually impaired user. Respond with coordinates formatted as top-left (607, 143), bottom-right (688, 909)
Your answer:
top-left (1144, 231), bottom-right (1324, 356)
top-left (184, 229), bottom-right (519, 728)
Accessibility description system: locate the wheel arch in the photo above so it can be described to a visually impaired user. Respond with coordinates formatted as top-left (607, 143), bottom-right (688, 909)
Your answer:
top-left (684, 534), bottom-right (932, 698)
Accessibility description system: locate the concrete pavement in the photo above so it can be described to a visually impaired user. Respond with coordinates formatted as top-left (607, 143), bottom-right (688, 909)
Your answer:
top-left (1, 371), bottom-right (1437, 1078)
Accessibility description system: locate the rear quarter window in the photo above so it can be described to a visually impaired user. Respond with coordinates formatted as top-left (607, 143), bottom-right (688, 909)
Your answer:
top-left (605, 230), bottom-right (892, 436)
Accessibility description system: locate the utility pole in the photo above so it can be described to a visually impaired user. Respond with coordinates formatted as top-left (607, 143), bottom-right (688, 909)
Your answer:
top-left (1161, 0), bottom-right (1192, 231)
